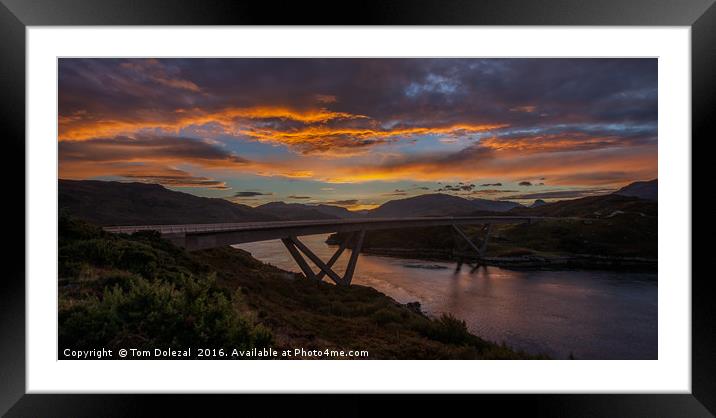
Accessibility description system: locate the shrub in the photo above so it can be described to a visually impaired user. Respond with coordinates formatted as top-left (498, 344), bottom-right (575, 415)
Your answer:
top-left (59, 273), bottom-right (272, 352)
top-left (417, 314), bottom-right (476, 346)
top-left (370, 307), bottom-right (403, 325)
top-left (58, 216), bottom-right (273, 355)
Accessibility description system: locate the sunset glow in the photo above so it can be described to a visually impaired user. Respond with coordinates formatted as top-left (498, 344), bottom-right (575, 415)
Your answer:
top-left (58, 58), bottom-right (657, 207)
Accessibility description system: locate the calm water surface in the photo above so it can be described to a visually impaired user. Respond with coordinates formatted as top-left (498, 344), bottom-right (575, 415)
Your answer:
top-left (235, 234), bottom-right (657, 359)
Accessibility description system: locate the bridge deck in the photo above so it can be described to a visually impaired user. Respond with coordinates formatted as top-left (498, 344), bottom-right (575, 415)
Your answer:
top-left (103, 216), bottom-right (549, 251)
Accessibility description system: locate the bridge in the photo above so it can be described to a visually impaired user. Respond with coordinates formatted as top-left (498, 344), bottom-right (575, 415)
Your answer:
top-left (104, 216), bottom-right (545, 286)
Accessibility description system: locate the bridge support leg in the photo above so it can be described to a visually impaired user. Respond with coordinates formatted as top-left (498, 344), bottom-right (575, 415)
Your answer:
top-left (288, 235), bottom-right (347, 286)
top-left (452, 224), bottom-right (492, 259)
top-left (281, 230), bottom-right (366, 286)
top-left (281, 238), bottom-right (318, 282)
top-left (343, 230), bottom-right (365, 286)
top-left (315, 232), bottom-right (354, 281)
top-left (480, 223), bottom-right (492, 255)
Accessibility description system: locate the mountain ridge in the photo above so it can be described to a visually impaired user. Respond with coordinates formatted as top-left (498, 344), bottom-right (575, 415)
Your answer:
top-left (614, 179), bottom-right (657, 201)
top-left (368, 193), bottom-right (521, 218)
top-left (59, 179), bottom-right (657, 226)
top-left (59, 179), bottom-right (277, 226)
top-left (256, 201), bottom-right (339, 220)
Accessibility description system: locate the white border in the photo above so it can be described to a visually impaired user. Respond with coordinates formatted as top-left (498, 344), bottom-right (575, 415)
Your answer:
top-left (27, 27), bottom-right (691, 393)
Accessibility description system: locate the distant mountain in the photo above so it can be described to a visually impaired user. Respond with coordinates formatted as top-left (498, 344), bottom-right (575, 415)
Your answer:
top-left (59, 179), bottom-right (277, 226)
top-left (255, 202), bottom-right (338, 220)
top-left (341, 192), bottom-right (657, 262)
top-left (531, 199), bottom-right (547, 208)
top-left (368, 193), bottom-right (521, 218)
top-left (614, 179), bottom-right (657, 201)
top-left (470, 197), bottom-right (522, 212)
top-left (313, 204), bottom-right (359, 219)
top-left (509, 193), bottom-right (657, 218)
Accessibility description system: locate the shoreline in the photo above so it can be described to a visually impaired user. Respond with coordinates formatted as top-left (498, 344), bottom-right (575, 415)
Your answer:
top-left (337, 245), bottom-right (657, 273)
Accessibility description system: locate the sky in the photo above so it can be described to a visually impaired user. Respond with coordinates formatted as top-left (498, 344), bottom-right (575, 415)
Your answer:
top-left (58, 58), bottom-right (657, 209)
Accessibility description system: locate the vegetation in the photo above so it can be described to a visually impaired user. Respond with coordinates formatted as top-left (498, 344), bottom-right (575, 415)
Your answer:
top-left (59, 215), bottom-right (273, 354)
top-left (328, 194), bottom-right (657, 268)
top-left (59, 214), bottom-right (542, 359)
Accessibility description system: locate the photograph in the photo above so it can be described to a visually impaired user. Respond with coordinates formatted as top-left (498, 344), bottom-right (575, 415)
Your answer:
top-left (2, 0), bottom-right (711, 412)
top-left (57, 57), bottom-right (658, 361)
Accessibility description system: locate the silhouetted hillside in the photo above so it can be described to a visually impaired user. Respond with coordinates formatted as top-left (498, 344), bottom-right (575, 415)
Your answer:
top-left (256, 202), bottom-right (338, 220)
top-left (614, 179), bottom-right (657, 201)
top-left (369, 193), bottom-right (521, 217)
top-left (313, 204), bottom-right (360, 218)
top-left (59, 179), bottom-right (277, 226)
top-left (509, 194), bottom-right (656, 218)
top-left (329, 191), bottom-right (657, 267)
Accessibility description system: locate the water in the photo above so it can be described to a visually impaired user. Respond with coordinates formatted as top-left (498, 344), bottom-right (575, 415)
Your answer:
top-left (235, 234), bottom-right (657, 359)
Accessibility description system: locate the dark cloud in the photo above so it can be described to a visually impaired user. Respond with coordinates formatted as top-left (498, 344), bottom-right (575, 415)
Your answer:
top-left (502, 189), bottom-right (614, 200)
top-left (112, 166), bottom-right (229, 189)
top-left (327, 134), bottom-right (656, 186)
top-left (234, 191), bottom-right (272, 197)
top-left (480, 183), bottom-right (502, 187)
top-left (58, 58), bottom-right (657, 190)
top-left (322, 199), bottom-right (358, 206)
top-left (470, 189), bottom-right (519, 195)
top-left (59, 58), bottom-right (657, 154)
top-left (519, 181), bottom-right (533, 186)
top-left (59, 135), bottom-right (249, 165)
top-left (383, 190), bottom-right (408, 196)
top-left (436, 183), bottom-right (476, 192)
top-left (288, 195), bottom-right (311, 199)
top-left (58, 135), bottom-right (252, 189)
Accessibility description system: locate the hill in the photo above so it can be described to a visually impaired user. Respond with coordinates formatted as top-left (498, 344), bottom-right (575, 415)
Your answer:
top-left (59, 179), bottom-right (277, 226)
top-left (329, 192), bottom-right (657, 269)
top-left (368, 193), bottom-right (521, 218)
top-left (313, 204), bottom-right (360, 219)
top-left (508, 193), bottom-right (657, 218)
top-left (256, 202), bottom-right (339, 221)
top-left (614, 179), bottom-right (657, 201)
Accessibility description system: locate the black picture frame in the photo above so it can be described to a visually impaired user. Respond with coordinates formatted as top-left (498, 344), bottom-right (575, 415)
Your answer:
top-left (1, 0), bottom-right (712, 415)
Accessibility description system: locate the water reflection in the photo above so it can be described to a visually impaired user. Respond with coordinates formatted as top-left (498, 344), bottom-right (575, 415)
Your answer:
top-left (235, 234), bottom-right (657, 359)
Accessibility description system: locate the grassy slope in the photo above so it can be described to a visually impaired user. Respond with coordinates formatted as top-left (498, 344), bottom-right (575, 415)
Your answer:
top-left (59, 215), bottom-right (541, 359)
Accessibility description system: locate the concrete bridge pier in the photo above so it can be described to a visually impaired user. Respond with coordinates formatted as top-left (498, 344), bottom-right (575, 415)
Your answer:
top-left (280, 230), bottom-right (366, 286)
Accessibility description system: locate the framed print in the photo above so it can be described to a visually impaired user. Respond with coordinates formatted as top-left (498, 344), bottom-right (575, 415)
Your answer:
top-left (1, 0), bottom-right (713, 415)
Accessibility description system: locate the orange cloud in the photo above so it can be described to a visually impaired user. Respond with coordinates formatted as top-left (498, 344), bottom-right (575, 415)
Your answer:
top-left (479, 133), bottom-right (626, 154)
top-left (239, 123), bottom-right (509, 155)
top-left (59, 104), bottom-right (508, 156)
top-left (58, 129), bottom-right (656, 191)
top-left (59, 163), bottom-right (230, 189)
top-left (58, 106), bottom-right (368, 141)
top-left (316, 144), bottom-right (657, 187)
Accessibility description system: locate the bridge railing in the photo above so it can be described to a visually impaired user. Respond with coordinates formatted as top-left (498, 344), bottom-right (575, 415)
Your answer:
top-left (102, 216), bottom-right (552, 236)
top-left (103, 219), bottom-right (369, 235)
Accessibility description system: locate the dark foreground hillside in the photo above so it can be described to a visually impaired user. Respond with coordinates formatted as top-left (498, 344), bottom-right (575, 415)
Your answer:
top-left (58, 215), bottom-right (541, 359)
